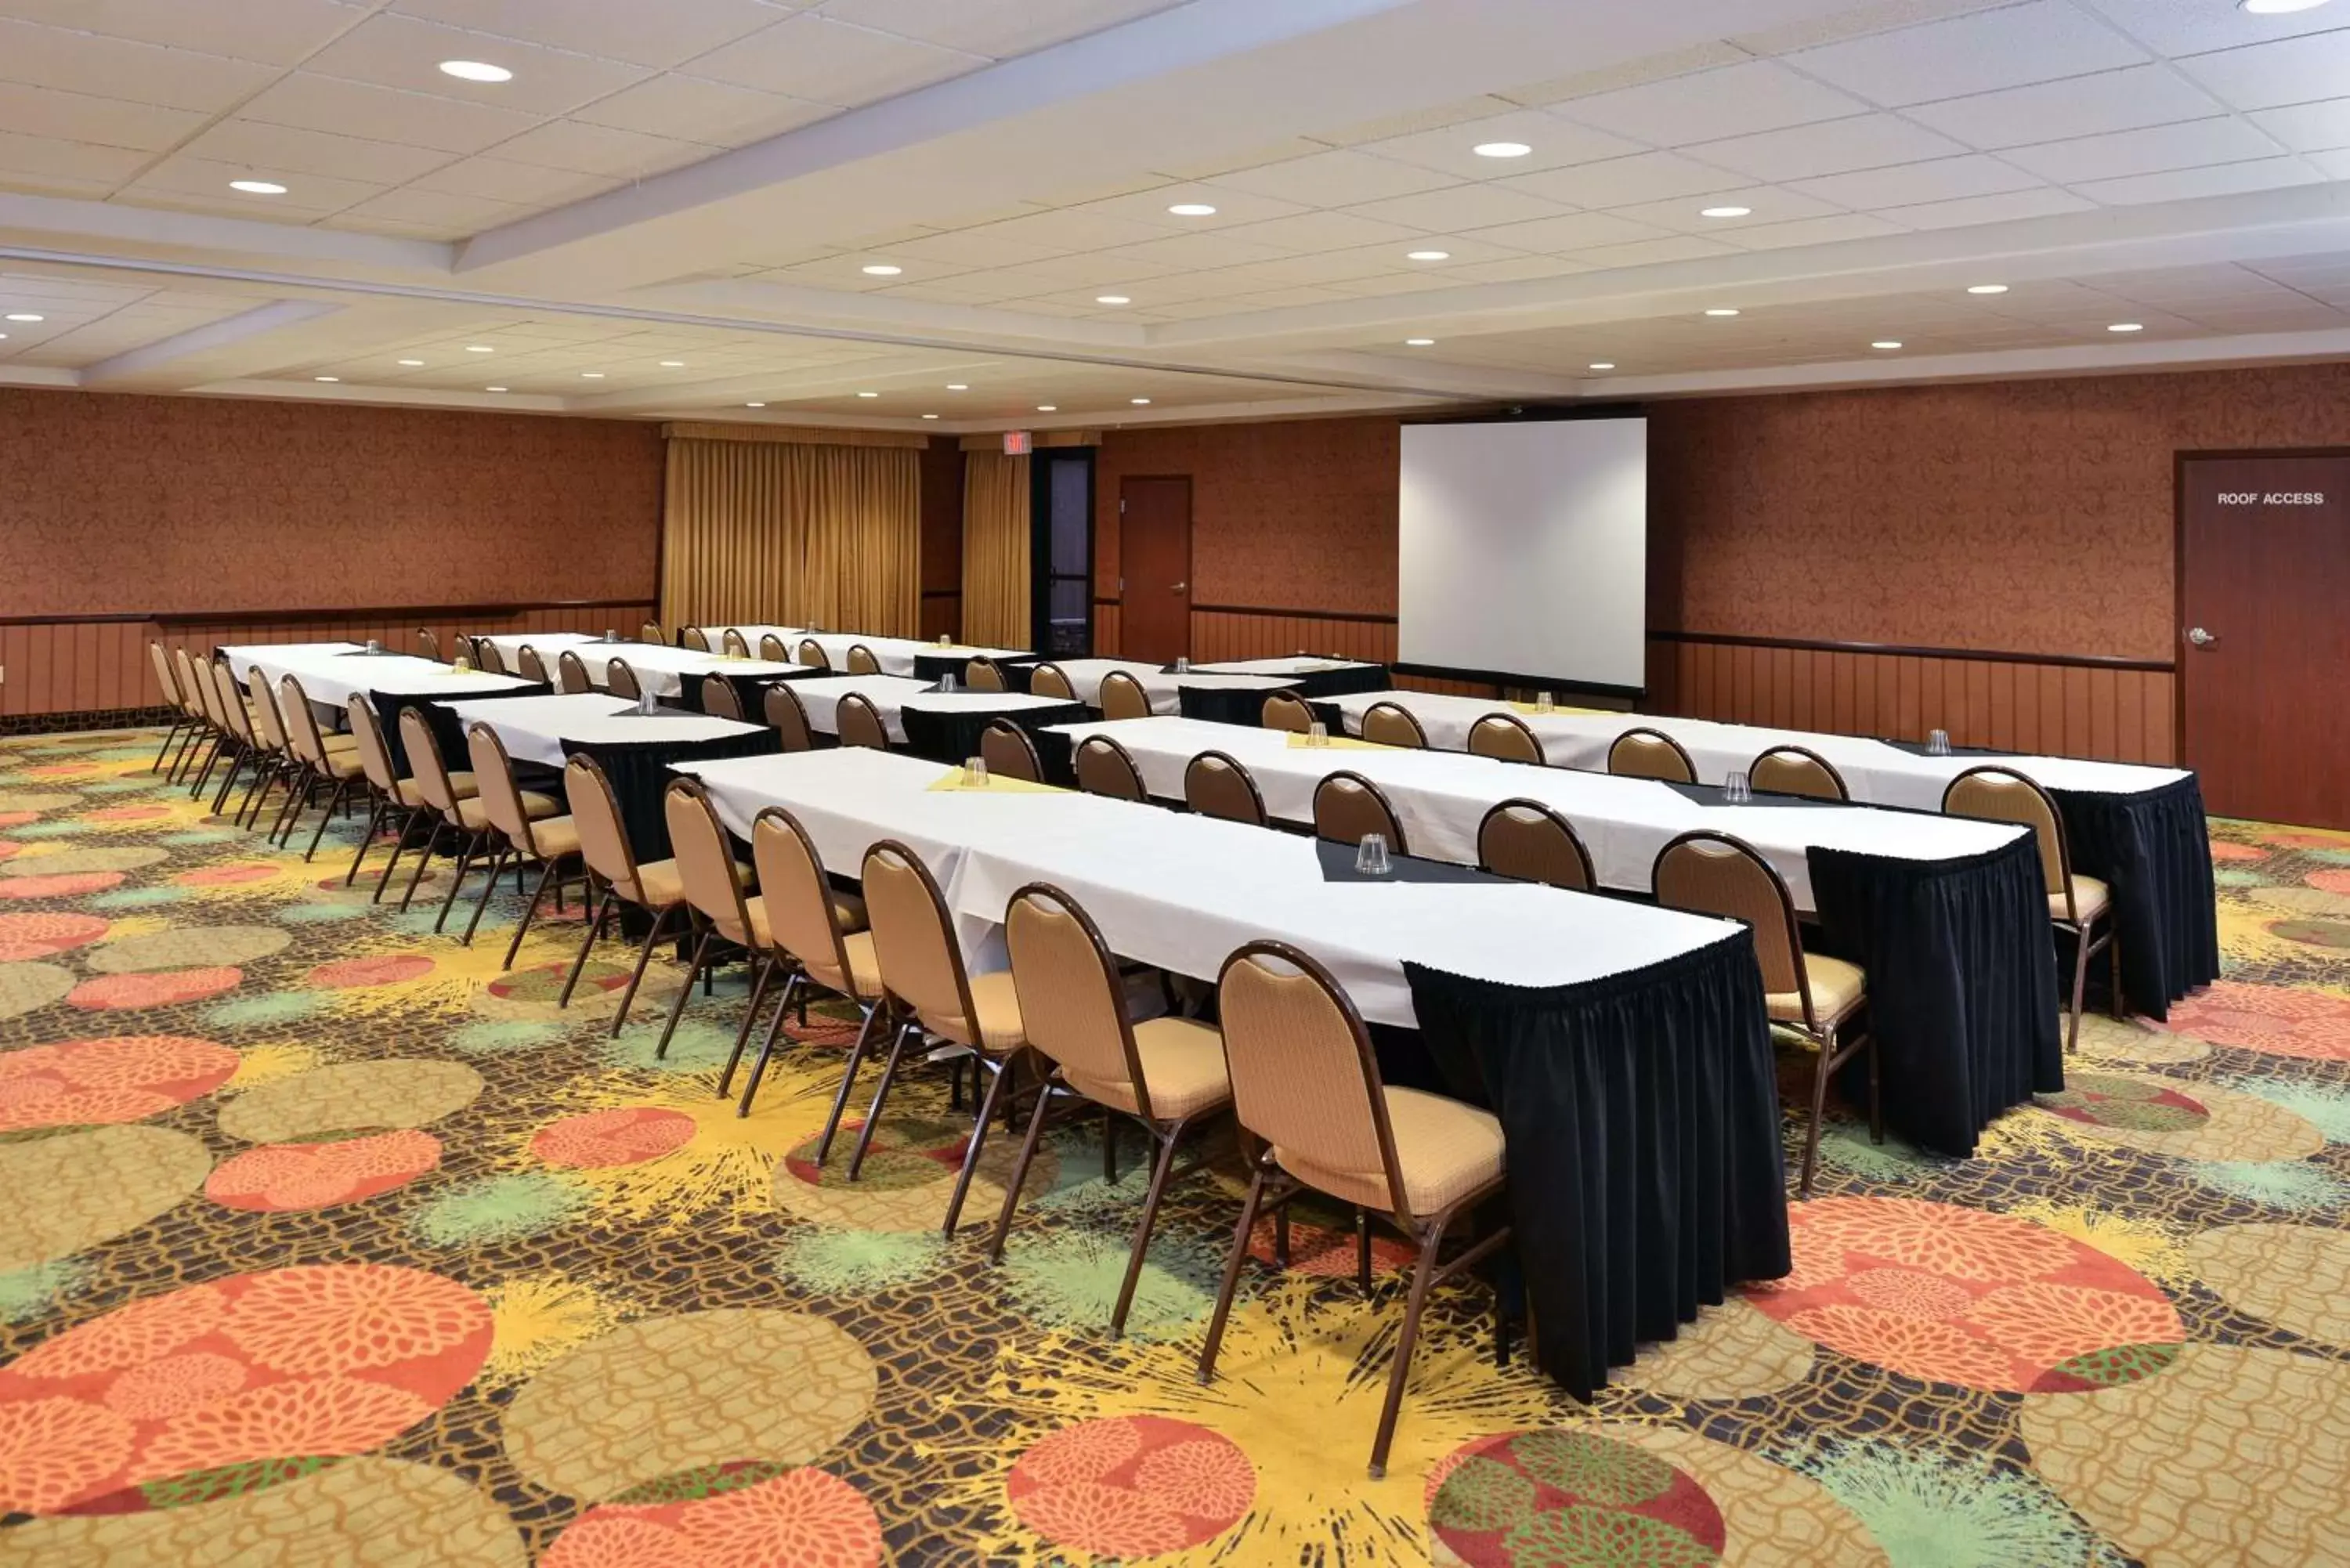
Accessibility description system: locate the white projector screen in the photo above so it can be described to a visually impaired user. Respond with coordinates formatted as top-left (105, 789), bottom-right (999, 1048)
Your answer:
top-left (1398, 417), bottom-right (1647, 690)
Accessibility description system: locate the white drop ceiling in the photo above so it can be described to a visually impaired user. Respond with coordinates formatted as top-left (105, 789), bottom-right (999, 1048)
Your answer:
top-left (6, 0), bottom-right (2350, 428)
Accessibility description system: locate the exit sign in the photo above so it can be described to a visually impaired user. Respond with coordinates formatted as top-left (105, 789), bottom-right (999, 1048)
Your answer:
top-left (1003, 430), bottom-right (1032, 455)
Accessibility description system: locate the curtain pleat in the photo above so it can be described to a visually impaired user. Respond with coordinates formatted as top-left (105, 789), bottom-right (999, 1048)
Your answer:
top-left (661, 439), bottom-right (920, 636)
top-left (961, 450), bottom-right (1031, 649)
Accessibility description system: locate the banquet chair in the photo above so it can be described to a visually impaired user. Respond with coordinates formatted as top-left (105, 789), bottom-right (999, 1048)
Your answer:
top-left (272, 674), bottom-right (364, 858)
top-left (765, 684), bottom-right (815, 752)
top-left (1075, 735), bottom-right (1147, 801)
top-left (799, 638), bottom-right (832, 670)
top-left (837, 693), bottom-right (890, 751)
top-left (653, 778), bottom-right (771, 1060)
top-left (187, 658), bottom-right (251, 809)
top-left (165, 645), bottom-right (215, 784)
top-left (558, 753), bottom-right (706, 1034)
top-left (1654, 831), bottom-right (1878, 1198)
top-left (1185, 752), bottom-right (1267, 827)
top-left (397, 707), bottom-right (558, 934)
top-left (700, 675), bottom-right (747, 723)
top-left (1262, 692), bottom-right (1315, 733)
top-left (640, 620), bottom-right (664, 645)
top-left (474, 641), bottom-right (508, 675)
top-left (1201, 942), bottom-right (1511, 1478)
top-left (849, 841), bottom-right (1031, 1237)
top-left (722, 629), bottom-right (750, 657)
top-left (1752, 746), bottom-right (1849, 802)
top-left (989, 882), bottom-right (1232, 1333)
top-left (146, 642), bottom-right (196, 774)
top-left (682, 627), bottom-right (713, 652)
top-left (846, 643), bottom-right (884, 676)
top-left (1608, 727), bottom-right (1697, 784)
top-left (606, 659), bottom-right (642, 700)
top-left (417, 628), bottom-right (441, 661)
top-left (1477, 800), bottom-right (1594, 891)
top-left (1360, 702), bottom-right (1427, 749)
top-left (1943, 767), bottom-right (2119, 1052)
top-left (725, 804), bottom-right (879, 1120)
top-left (980, 720), bottom-right (1043, 782)
top-left (515, 645), bottom-right (548, 683)
top-left (239, 667), bottom-right (306, 830)
top-left (462, 724), bottom-right (583, 956)
top-left (1098, 670), bottom-right (1150, 721)
top-left (1029, 663), bottom-right (1076, 702)
top-left (342, 695), bottom-right (476, 900)
top-left (966, 657), bottom-right (1007, 692)
top-left (1314, 771), bottom-right (1408, 855)
top-left (556, 650), bottom-right (595, 695)
top-left (1469, 714), bottom-right (1545, 766)
top-left (759, 634), bottom-right (789, 661)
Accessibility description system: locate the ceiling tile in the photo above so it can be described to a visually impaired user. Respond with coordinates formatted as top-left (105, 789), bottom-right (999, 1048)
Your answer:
top-left (2076, 0), bottom-right (2350, 56)
top-left (568, 74), bottom-right (831, 147)
top-left (1555, 60), bottom-right (1872, 146)
top-left (0, 0), bottom-right (371, 66)
top-left (0, 19), bottom-right (277, 113)
top-left (812, 0), bottom-right (1184, 57)
top-left (1789, 154), bottom-right (2044, 209)
top-left (490, 120), bottom-right (716, 178)
top-left (1718, 212), bottom-right (1909, 250)
top-left (2001, 117), bottom-right (2288, 183)
top-left (407, 156), bottom-right (622, 206)
top-left (1902, 63), bottom-right (2229, 152)
top-left (335, 186), bottom-right (526, 233)
top-left (2175, 27), bottom-right (2350, 113)
top-left (1354, 108), bottom-right (1643, 181)
top-left (1070, 184), bottom-right (1306, 230)
top-left (685, 13), bottom-right (982, 105)
top-left (886, 228), bottom-right (1065, 266)
top-left (390, 0), bottom-right (787, 69)
top-left (0, 132), bottom-right (149, 186)
top-left (1788, 0), bottom-right (2150, 107)
top-left (1604, 186), bottom-right (1843, 233)
top-left (1209, 150), bottom-right (1455, 208)
top-left (184, 119), bottom-right (459, 184)
top-left (0, 82), bottom-right (206, 154)
top-left (1501, 151), bottom-right (1752, 208)
top-left (1873, 184), bottom-right (2095, 228)
top-left (127, 154), bottom-right (387, 214)
top-left (1094, 231), bottom-right (1295, 270)
top-left (1567, 234), bottom-right (1738, 268)
top-left (1687, 115), bottom-right (1972, 182)
top-left (953, 208), bottom-right (1173, 253)
top-left (1455, 210), bottom-right (1672, 255)
top-left (2072, 156), bottom-right (2323, 205)
top-left (1338, 184), bottom-right (1566, 234)
top-left (1448, 255), bottom-right (1593, 284)
top-left (1211, 208), bottom-right (1430, 255)
top-left (238, 74), bottom-right (546, 156)
top-left (2248, 97), bottom-right (2350, 154)
top-left (302, 13), bottom-right (655, 116)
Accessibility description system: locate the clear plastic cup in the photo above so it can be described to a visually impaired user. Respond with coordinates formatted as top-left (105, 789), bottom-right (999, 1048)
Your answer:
top-left (1723, 770), bottom-right (1751, 804)
top-left (967, 756), bottom-right (989, 788)
top-left (1929, 728), bottom-right (1952, 756)
top-left (1535, 690), bottom-right (1554, 714)
top-left (1356, 833), bottom-right (1390, 876)
top-left (1307, 721), bottom-right (1328, 747)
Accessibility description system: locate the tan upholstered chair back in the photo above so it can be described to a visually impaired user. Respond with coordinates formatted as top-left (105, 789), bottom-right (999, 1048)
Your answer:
top-left (799, 638), bottom-right (831, 670)
top-left (346, 695), bottom-right (400, 796)
top-left (722, 629), bottom-right (750, 657)
top-left (1029, 663), bottom-right (1075, 702)
top-left (606, 659), bottom-right (642, 700)
top-left (277, 676), bottom-right (331, 767)
top-left (1007, 885), bottom-right (1147, 1115)
top-left (1477, 800), bottom-right (1593, 891)
top-left (150, 643), bottom-right (182, 710)
top-left (759, 634), bottom-right (788, 662)
top-left (475, 641), bottom-right (508, 675)
top-left (172, 647), bottom-right (208, 723)
top-left (836, 693), bottom-right (889, 750)
top-left (862, 841), bottom-right (980, 1046)
top-left (1943, 767), bottom-right (2067, 896)
top-left (557, 650), bottom-right (593, 695)
top-left (397, 707), bottom-right (464, 815)
top-left (244, 668), bottom-right (288, 751)
top-left (682, 627), bottom-right (712, 652)
top-left (212, 661), bottom-right (255, 744)
top-left (1098, 670), bottom-right (1149, 721)
top-left (1609, 727), bottom-right (1696, 783)
top-left (1185, 751), bottom-right (1265, 826)
top-left (465, 724), bottom-right (540, 850)
top-left (564, 754), bottom-right (644, 899)
top-left (640, 621), bottom-right (663, 645)
top-left (665, 779), bottom-right (755, 944)
top-left (700, 675), bottom-right (746, 723)
top-left (846, 643), bottom-right (883, 676)
top-left (1469, 714), bottom-right (1544, 765)
top-left (1314, 771), bottom-right (1406, 854)
top-left (1654, 833), bottom-right (1804, 998)
top-left (965, 657), bottom-right (1007, 692)
top-left (417, 627), bottom-right (441, 661)
top-left (1752, 746), bottom-right (1848, 802)
top-left (1360, 703), bottom-right (1426, 749)
top-left (1217, 943), bottom-right (1402, 1217)
top-left (752, 807), bottom-right (852, 986)
top-left (765, 684), bottom-right (814, 751)
top-left (513, 645), bottom-right (545, 682)
top-left (980, 721), bottom-right (1043, 782)
top-left (1262, 692), bottom-right (1314, 733)
top-left (1075, 736), bottom-right (1145, 800)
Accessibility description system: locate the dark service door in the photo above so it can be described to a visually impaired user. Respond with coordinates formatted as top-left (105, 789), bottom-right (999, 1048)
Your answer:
top-left (1119, 476), bottom-right (1192, 664)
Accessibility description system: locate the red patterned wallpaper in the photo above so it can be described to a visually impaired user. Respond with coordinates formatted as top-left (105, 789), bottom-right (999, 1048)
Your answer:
top-left (0, 389), bottom-right (663, 616)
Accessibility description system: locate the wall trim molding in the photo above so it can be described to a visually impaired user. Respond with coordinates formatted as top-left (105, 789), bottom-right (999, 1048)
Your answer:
top-left (1650, 627), bottom-right (2175, 674)
top-left (2, 598), bottom-right (654, 629)
top-left (1188, 602), bottom-right (1398, 624)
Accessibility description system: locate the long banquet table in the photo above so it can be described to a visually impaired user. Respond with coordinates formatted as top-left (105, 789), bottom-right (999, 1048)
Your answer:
top-left (1317, 690), bottom-right (2218, 1020)
top-left (1054, 716), bottom-right (2063, 1157)
top-left (680, 746), bottom-right (1790, 1400)
top-left (581, 644), bottom-right (819, 713)
top-left (795, 632), bottom-right (1039, 685)
top-left (1189, 656), bottom-right (1392, 699)
top-left (218, 641), bottom-right (541, 773)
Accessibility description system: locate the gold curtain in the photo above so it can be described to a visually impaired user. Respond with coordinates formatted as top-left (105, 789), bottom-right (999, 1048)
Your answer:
top-left (962, 450), bottom-right (1031, 649)
top-left (661, 438), bottom-right (920, 636)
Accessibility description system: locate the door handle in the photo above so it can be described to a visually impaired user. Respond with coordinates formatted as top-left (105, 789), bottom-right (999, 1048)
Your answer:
top-left (2186, 627), bottom-right (2217, 648)
top-left (1170, 582), bottom-right (1188, 594)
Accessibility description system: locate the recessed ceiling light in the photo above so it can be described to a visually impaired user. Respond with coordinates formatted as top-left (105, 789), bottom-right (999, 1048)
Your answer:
top-left (465, 345), bottom-right (494, 353)
top-left (485, 386), bottom-right (507, 392)
top-left (1406, 249), bottom-right (1452, 262)
top-left (2242, 0), bottom-right (2330, 13)
top-left (1699, 205), bottom-right (1752, 219)
top-left (1167, 203), bottom-right (1217, 216)
top-left (1871, 340), bottom-right (1904, 350)
top-left (230, 179), bottom-right (287, 195)
top-left (1404, 337), bottom-right (1437, 346)
top-left (580, 371), bottom-right (605, 379)
top-left (1704, 308), bottom-right (1741, 317)
top-left (745, 402), bottom-right (766, 409)
top-left (856, 391), bottom-right (879, 398)
top-left (1473, 142), bottom-right (1532, 158)
top-left (659, 359), bottom-right (685, 367)
top-left (861, 264), bottom-right (902, 276)
top-left (1130, 397), bottom-right (1152, 405)
top-left (922, 414), bottom-right (940, 420)
top-left (1095, 294), bottom-right (1131, 305)
top-left (1038, 405), bottom-right (1058, 412)
top-left (2108, 322), bottom-right (2145, 333)
top-left (313, 375), bottom-right (339, 383)
top-left (439, 60), bottom-right (512, 82)
top-left (5, 313), bottom-right (43, 323)
top-left (945, 383), bottom-right (969, 391)
top-left (396, 359), bottom-right (424, 367)
top-left (1588, 362), bottom-right (1615, 370)
top-left (1966, 284), bottom-right (2009, 294)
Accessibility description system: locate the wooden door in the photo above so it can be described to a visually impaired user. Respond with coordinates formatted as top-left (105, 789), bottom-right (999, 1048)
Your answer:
top-left (2179, 452), bottom-right (2350, 828)
top-left (1119, 476), bottom-right (1191, 663)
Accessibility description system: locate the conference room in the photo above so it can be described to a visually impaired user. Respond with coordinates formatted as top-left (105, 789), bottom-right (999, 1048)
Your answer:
top-left (1, 1), bottom-right (2341, 1562)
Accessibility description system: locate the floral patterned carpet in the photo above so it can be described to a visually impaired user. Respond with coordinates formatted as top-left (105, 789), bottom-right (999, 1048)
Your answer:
top-left (0, 726), bottom-right (2345, 1566)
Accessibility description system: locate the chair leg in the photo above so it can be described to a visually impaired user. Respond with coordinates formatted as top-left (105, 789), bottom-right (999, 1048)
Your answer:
top-left (942, 1052), bottom-right (1018, 1238)
top-left (652, 920), bottom-right (714, 1060)
top-left (1800, 1027), bottom-right (1835, 1200)
top-left (269, 771), bottom-right (312, 847)
top-left (502, 854), bottom-right (563, 971)
top-left (2106, 923), bottom-right (2124, 1021)
top-left (1369, 1211), bottom-right (1454, 1479)
top-left (461, 844), bottom-right (512, 946)
top-left (721, 955), bottom-right (779, 1083)
top-left (987, 1075), bottom-right (1059, 1265)
top-left (1110, 1125), bottom-right (1186, 1335)
top-left (558, 884), bottom-right (616, 1006)
top-left (304, 778), bottom-right (352, 862)
top-left (150, 720), bottom-right (185, 773)
top-left (2066, 925), bottom-right (2090, 1053)
top-left (433, 830), bottom-right (485, 934)
top-left (1198, 1164), bottom-right (1273, 1385)
top-left (609, 905), bottom-right (674, 1036)
top-left (1102, 1107), bottom-right (1118, 1183)
top-left (845, 1021), bottom-right (917, 1180)
top-left (804, 1000), bottom-right (881, 1140)
top-left (396, 822), bottom-right (442, 912)
top-left (722, 970), bottom-right (798, 1100)
top-left (1357, 1206), bottom-right (1374, 1296)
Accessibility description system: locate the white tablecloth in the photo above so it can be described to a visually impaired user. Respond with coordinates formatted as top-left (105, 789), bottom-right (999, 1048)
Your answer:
top-left (678, 748), bottom-right (1739, 1029)
top-left (691, 625), bottom-right (807, 656)
top-left (585, 645), bottom-right (809, 703)
top-left (1192, 656), bottom-right (1382, 678)
top-left (1322, 691), bottom-right (2189, 808)
top-left (1048, 716), bottom-right (2025, 913)
top-left (444, 694), bottom-right (768, 769)
top-left (799, 633), bottom-right (1029, 678)
top-left (786, 674), bottom-right (933, 742)
top-left (475, 631), bottom-right (611, 662)
top-left (219, 642), bottom-right (538, 708)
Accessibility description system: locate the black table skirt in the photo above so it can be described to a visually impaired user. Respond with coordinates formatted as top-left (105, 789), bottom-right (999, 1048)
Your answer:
top-left (1810, 833), bottom-right (2063, 1157)
top-left (1177, 684), bottom-right (1303, 726)
top-left (913, 651), bottom-right (1043, 689)
top-left (677, 665), bottom-right (827, 717)
top-left (2050, 775), bottom-right (2218, 1020)
top-left (381, 683), bottom-right (550, 775)
top-left (1287, 663), bottom-right (1392, 699)
top-left (900, 701), bottom-right (1088, 766)
top-left (1404, 931), bottom-right (1789, 1402)
top-left (559, 728), bottom-right (779, 861)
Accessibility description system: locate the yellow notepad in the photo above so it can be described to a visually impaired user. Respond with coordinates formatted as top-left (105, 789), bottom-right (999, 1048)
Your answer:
top-left (1509, 701), bottom-right (1609, 716)
top-left (927, 770), bottom-right (1068, 793)
top-left (1286, 734), bottom-right (1398, 751)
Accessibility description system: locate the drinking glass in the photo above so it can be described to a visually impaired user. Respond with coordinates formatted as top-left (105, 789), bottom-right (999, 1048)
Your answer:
top-left (365, 638), bottom-right (381, 654)
top-left (1307, 721), bottom-right (1328, 747)
top-left (966, 756), bottom-right (989, 788)
top-left (1356, 833), bottom-right (1391, 876)
top-left (939, 672), bottom-right (957, 693)
top-left (1724, 770), bottom-right (1752, 804)
top-left (639, 687), bottom-right (658, 714)
top-left (1928, 728), bottom-right (1952, 757)
top-left (1173, 656), bottom-right (1190, 674)
top-left (454, 656), bottom-right (472, 674)
top-left (1535, 690), bottom-right (1554, 714)
top-left (605, 628), bottom-right (617, 642)
top-left (938, 634), bottom-right (952, 646)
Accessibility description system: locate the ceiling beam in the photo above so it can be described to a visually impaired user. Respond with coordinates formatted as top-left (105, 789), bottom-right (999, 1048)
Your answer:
top-left (81, 301), bottom-right (345, 392)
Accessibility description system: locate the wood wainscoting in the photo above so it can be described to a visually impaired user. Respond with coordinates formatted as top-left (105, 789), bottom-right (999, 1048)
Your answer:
top-left (1647, 631), bottom-right (2178, 765)
top-left (0, 599), bottom-right (656, 724)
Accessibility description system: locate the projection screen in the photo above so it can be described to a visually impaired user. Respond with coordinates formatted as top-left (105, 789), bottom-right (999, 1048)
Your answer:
top-left (1397, 416), bottom-right (1648, 690)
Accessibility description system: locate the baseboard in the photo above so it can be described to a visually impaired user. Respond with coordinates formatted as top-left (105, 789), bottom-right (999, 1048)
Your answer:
top-left (0, 706), bottom-right (175, 737)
